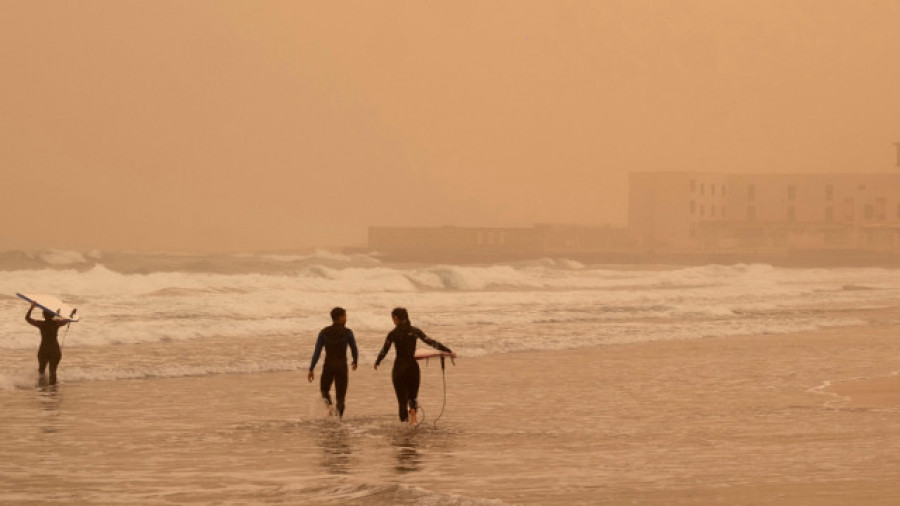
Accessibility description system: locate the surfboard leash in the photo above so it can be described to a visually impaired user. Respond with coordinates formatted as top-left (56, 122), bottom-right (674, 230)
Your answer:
top-left (414, 405), bottom-right (425, 428)
top-left (432, 355), bottom-right (449, 429)
top-left (60, 309), bottom-right (77, 350)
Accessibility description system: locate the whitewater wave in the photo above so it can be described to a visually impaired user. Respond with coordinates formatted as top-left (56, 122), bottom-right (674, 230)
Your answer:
top-left (3, 260), bottom-right (876, 300)
top-left (1, 260), bottom-right (897, 353)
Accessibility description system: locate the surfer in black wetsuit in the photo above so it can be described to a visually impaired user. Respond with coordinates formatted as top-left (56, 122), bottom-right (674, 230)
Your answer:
top-left (308, 307), bottom-right (358, 418)
top-left (25, 302), bottom-right (69, 385)
top-left (374, 307), bottom-right (455, 425)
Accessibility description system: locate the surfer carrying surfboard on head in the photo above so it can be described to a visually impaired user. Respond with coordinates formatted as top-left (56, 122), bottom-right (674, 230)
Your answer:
top-left (308, 307), bottom-right (359, 419)
top-left (25, 302), bottom-right (71, 385)
top-left (374, 307), bottom-right (455, 425)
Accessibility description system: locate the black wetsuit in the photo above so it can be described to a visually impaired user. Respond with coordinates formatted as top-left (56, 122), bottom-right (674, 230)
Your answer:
top-left (309, 323), bottom-right (358, 417)
top-left (26, 313), bottom-right (66, 385)
top-left (375, 321), bottom-right (452, 422)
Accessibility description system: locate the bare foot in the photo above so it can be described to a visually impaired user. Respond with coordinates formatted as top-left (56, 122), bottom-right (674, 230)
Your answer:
top-left (408, 408), bottom-right (417, 425)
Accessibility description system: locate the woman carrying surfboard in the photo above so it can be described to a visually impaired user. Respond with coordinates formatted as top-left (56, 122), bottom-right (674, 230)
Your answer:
top-left (374, 307), bottom-right (455, 425)
top-left (25, 302), bottom-right (70, 385)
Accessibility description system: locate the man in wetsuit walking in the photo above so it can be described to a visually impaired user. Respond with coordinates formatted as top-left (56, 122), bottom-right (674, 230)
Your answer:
top-left (25, 302), bottom-right (69, 385)
top-left (374, 307), bottom-right (455, 425)
top-left (308, 307), bottom-right (358, 418)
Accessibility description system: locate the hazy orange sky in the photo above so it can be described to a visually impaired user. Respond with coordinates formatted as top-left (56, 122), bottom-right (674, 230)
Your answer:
top-left (2, 1), bottom-right (899, 252)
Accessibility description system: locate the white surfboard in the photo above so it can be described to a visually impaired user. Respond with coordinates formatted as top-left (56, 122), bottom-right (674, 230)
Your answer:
top-left (16, 293), bottom-right (80, 322)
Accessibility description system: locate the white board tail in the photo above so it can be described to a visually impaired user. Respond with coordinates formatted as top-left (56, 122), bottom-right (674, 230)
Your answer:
top-left (16, 293), bottom-right (80, 322)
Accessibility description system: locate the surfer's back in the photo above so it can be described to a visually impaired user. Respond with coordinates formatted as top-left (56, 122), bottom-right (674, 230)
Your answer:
top-left (318, 324), bottom-right (357, 365)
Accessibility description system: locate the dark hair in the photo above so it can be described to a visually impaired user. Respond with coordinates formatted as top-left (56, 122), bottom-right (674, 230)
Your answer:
top-left (42, 310), bottom-right (55, 320)
top-left (391, 307), bottom-right (409, 322)
top-left (330, 307), bottom-right (346, 322)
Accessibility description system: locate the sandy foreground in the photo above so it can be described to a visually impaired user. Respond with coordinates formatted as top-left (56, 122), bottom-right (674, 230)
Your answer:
top-left (587, 319), bottom-right (900, 505)
top-left (830, 374), bottom-right (900, 408)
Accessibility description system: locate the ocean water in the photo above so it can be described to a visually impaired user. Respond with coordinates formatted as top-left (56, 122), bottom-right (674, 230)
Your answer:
top-left (2, 250), bottom-right (900, 504)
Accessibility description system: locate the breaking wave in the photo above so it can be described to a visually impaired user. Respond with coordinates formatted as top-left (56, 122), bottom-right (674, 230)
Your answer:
top-left (1, 253), bottom-right (897, 363)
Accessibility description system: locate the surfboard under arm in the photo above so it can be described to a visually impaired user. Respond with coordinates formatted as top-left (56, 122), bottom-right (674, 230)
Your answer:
top-left (414, 349), bottom-right (455, 361)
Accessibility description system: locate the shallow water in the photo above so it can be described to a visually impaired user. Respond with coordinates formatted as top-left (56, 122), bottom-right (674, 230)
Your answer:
top-left (4, 256), bottom-right (900, 503)
top-left (5, 331), bottom-right (900, 505)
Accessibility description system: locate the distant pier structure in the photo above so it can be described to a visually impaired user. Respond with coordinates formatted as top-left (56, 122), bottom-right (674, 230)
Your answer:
top-left (367, 224), bottom-right (632, 262)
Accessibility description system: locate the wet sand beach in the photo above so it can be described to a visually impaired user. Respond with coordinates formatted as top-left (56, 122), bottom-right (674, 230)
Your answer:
top-left (4, 320), bottom-right (900, 505)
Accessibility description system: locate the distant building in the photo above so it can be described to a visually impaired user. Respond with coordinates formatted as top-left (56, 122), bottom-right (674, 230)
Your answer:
top-left (368, 169), bottom-right (900, 263)
top-left (629, 172), bottom-right (900, 252)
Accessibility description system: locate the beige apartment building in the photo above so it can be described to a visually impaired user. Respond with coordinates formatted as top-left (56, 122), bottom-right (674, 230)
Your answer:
top-left (629, 172), bottom-right (900, 252)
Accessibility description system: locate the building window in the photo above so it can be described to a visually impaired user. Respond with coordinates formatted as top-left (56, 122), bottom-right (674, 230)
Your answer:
top-left (748, 185), bottom-right (756, 201)
top-left (700, 205), bottom-right (705, 217)
top-left (844, 198), bottom-right (854, 221)
top-left (711, 184), bottom-right (716, 196)
top-left (787, 185), bottom-right (796, 202)
top-left (747, 206), bottom-right (755, 221)
top-left (711, 205), bottom-right (716, 218)
top-left (700, 183), bottom-right (705, 196)
top-left (787, 206), bottom-right (795, 221)
top-left (826, 184), bottom-right (834, 201)
top-left (826, 207), bottom-right (834, 222)
top-left (722, 185), bottom-right (727, 196)
top-left (858, 184), bottom-right (866, 191)
top-left (865, 204), bottom-right (874, 220)
top-left (876, 198), bottom-right (886, 220)
top-left (690, 201), bottom-right (696, 214)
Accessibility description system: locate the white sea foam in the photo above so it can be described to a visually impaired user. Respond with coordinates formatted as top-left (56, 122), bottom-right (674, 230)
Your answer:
top-left (1, 258), bottom-right (898, 358)
top-left (0, 371), bottom-right (35, 390)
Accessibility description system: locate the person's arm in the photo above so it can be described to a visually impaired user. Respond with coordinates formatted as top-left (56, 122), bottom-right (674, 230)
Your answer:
top-left (374, 334), bottom-right (392, 370)
top-left (308, 331), bottom-right (325, 382)
top-left (416, 328), bottom-right (453, 354)
top-left (25, 302), bottom-right (38, 327)
top-left (348, 330), bottom-right (359, 371)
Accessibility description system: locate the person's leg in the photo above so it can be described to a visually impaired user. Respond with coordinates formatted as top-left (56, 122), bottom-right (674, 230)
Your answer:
top-left (334, 364), bottom-right (348, 418)
top-left (320, 366), bottom-right (336, 412)
top-left (48, 354), bottom-right (60, 385)
top-left (392, 366), bottom-right (409, 422)
top-left (407, 362), bottom-right (421, 424)
top-left (37, 350), bottom-right (48, 377)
